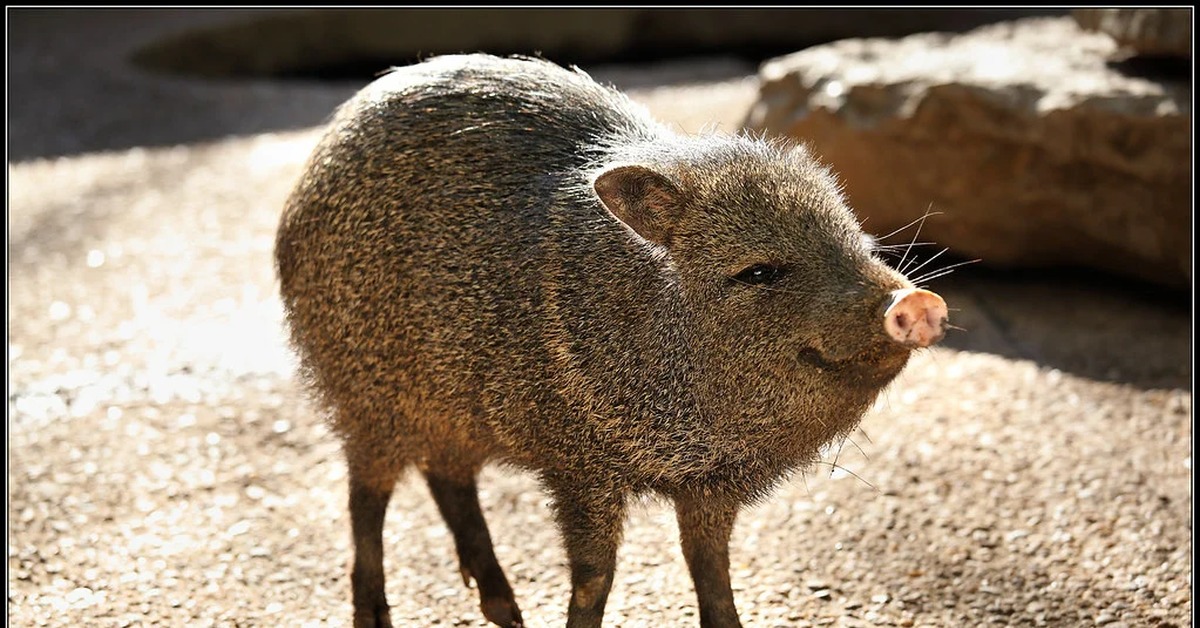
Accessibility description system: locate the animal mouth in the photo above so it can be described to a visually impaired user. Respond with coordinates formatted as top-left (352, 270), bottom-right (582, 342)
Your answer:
top-left (796, 346), bottom-right (841, 372)
top-left (797, 344), bottom-right (908, 388)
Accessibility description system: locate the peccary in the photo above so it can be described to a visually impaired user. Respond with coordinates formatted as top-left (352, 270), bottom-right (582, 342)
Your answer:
top-left (275, 54), bottom-right (949, 628)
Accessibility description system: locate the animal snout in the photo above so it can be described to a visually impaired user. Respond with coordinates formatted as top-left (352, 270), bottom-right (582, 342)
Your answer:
top-left (882, 288), bottom-right (948, 348)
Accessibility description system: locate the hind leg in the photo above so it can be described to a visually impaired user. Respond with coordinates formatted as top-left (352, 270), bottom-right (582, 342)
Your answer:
top-left (349, 467), bottom-right (398, 628)
top-left (425, 469), bottom-right (523, 627)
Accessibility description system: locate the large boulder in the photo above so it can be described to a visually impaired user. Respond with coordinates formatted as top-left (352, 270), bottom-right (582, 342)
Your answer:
top-left (745, 17), bottom-right (1191, 289)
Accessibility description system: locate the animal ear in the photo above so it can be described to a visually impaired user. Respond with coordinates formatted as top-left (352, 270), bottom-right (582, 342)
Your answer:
top-left (593, 165), bottom-right (683, 246)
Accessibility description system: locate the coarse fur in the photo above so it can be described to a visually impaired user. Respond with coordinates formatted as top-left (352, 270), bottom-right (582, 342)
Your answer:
top-left (276, 54), bottom-right (926, 628)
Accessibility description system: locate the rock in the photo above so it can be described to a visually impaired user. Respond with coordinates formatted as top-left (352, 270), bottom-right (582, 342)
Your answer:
top-left (745, 17), bottom-right (1190, 289)
top-left (1074, 9), bottom-right (1192, 58)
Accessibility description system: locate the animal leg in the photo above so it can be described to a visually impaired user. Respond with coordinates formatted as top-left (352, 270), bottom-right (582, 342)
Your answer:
top-left (350, 471), bottom-right (397, 628)
top-left (425, 472), bottom-right (523, 628)
top-left (675, 497), bottom-right (742, 628)
top-left (548, 484), bottom-right (628, 628)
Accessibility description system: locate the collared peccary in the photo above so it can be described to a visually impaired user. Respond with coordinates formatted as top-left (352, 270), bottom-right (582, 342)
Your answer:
top-left (276, 54), bottom-right (949, 628)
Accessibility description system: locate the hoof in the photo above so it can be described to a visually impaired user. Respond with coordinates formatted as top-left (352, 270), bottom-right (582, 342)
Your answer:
top-left (482, 595), bottom-right (524, 628)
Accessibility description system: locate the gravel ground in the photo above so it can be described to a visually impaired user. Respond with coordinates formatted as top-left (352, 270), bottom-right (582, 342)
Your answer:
top-left (7, 10), bottom-right (1192, 628)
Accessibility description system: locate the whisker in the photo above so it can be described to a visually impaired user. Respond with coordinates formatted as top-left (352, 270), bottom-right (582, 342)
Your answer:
top-left (875, 242), bottom-right (938, 263)
top-left (945, 323), bottom-right (969, 332)
top-left (799, 471), bottom-right (813, 499)
top-left (845, 435), bottom-right (869, 460)
top-left (810, 461), bottom-right (879, 492)
top-left (897, 209), bottom-right (940, 274)
top-left (900, 247), bottom-right (951, 281)
top-left (873, 210), bottom-right (943, 242)
top-left (875, 241), bottom-right (936, 251)
top-left (914, 273), bottom-right (951, 287)
top-left (911, 258), bottom-right (982, 285)
top-left (830, 439), bottom-right (846, 478)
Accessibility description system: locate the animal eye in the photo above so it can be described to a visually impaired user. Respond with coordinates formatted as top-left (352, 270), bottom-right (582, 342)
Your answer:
top-left (733, 264), bottom-right (786, 286)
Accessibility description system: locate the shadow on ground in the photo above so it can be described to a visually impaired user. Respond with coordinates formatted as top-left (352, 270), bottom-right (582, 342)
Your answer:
top-left (933, 266), bottom-right (1189, 391)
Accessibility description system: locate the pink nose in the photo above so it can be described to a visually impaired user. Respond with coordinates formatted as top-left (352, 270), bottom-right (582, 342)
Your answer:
top-left (883, 288), bottom-right (948, 348)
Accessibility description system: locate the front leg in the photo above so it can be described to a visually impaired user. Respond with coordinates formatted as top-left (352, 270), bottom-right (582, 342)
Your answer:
top-left (547, 482), bottom-right (628, 628)
top-left (675, 496), bottom-right (742, 628)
